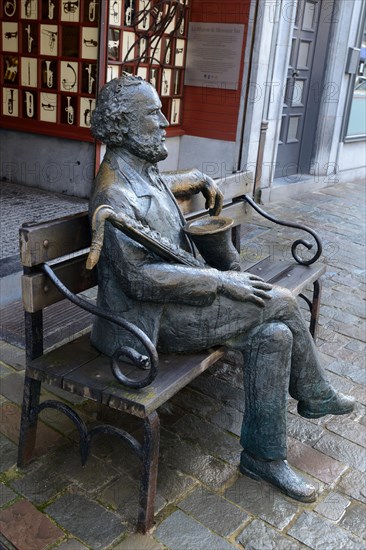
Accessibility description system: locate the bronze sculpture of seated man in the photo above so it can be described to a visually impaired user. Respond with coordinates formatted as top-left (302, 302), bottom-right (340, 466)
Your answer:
top-left (88, 74), bottom-right (354, 503)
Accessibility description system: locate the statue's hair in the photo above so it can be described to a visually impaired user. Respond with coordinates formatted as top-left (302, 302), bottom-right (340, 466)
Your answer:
top-left (91, 73), bottom-right (148, 146)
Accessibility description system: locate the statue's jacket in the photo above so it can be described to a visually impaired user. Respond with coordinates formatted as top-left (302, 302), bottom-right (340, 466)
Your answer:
top-left (89, 148), bottom-right (225, 357)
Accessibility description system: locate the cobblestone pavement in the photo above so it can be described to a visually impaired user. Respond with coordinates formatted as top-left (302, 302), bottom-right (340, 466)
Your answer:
top-left (0, 180), bottom-right (365, 550)
top-left (0, 182), bottom-right (87, 260)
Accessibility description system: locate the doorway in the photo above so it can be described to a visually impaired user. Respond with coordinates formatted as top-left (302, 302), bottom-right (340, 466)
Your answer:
top-left (275, 0), bottom-right (334, 179)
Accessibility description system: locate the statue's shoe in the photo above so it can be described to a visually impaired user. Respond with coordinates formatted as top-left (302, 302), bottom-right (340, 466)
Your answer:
top-left (239, 451), bottom-right (316, 502)
top-left (297, 391), bottom-right (355, 419)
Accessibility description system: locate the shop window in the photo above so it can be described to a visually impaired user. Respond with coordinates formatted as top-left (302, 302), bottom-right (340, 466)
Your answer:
top-left (345, 16), bottom-right (366, 139)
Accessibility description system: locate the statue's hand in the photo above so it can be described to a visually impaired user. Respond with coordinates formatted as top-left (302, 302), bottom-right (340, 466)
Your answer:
top-left (201, 174), bottom-right (224, 216)
top-left (218, 271), bottom-right (272, 307)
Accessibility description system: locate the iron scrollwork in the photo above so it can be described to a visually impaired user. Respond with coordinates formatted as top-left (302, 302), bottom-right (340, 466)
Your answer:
top-left (242, 195), bottom-right (322, 266)
top-left (121, 0), bottom-right (187, 71)
top-left (41, 262), bottom-right (159, 389)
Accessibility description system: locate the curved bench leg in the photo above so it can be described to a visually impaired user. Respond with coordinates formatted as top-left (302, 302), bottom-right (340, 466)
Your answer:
top-left (310, 278), bottom-right (322, 343)
top-left (137, 411), bottom-right (160, 533)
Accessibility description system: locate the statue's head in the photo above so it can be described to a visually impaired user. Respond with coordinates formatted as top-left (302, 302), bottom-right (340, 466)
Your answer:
top-left (91, 73), bottom-right (169, 163)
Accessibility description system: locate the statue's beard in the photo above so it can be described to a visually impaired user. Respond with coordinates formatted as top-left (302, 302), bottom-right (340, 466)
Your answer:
top-left (124, 136), bottom-right (168, 164)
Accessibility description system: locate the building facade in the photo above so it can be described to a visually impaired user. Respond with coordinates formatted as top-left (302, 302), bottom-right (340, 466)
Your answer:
top-left (1, 0), bottom-right (365, 200)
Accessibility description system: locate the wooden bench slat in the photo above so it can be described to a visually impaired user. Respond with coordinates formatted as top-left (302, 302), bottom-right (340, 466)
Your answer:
top-left (22, 254), bottom-right (97, 313)
top-left (247, 257), bottom-right (326, 293)
top-left (177, 171), bottom-right (253, 215)
top-left (22, 254), bottom-right (325, 313)
top-left (27, 334), bottom-right (100, 385)
top-left (266, 263), bottom-right (326, 294)
top-left (19, 177), bottom-right (253, 267)
top-left (185, 199), bottom-right (252, 223)
top-left (29, 337), bottom-right (225, 418)
top-left (20, 212), bottom-right (90, 267)
top-left (103, 348), bottom-right (226, 416)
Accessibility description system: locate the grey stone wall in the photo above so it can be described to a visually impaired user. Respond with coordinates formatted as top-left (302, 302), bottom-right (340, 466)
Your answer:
top-left (0, 129), bottom-right (95, 198)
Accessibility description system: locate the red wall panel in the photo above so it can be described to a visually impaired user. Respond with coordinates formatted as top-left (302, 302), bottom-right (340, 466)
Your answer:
top-left (182, 0), bottom-right (252, 141)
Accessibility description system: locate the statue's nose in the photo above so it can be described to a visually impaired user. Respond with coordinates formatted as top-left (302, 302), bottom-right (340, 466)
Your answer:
top-left (159, 111), bottom-right (169, 127)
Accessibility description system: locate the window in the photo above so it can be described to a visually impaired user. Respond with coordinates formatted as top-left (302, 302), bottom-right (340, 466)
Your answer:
top-left (345, 15), bottom-right (366, 139)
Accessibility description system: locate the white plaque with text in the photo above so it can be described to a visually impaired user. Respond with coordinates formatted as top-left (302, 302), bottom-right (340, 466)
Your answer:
top-left (184, 23), bottom-right (244, 90)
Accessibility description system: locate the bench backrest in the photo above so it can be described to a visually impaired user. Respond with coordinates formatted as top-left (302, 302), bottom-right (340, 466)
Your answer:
top-left (20, 171), bottom-right (254, 314)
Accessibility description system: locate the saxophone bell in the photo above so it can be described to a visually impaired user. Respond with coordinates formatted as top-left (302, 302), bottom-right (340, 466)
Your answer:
top-left (4, 0), bottom-right (16, 17)
top-left (63, 1), bottom-right (78, 14)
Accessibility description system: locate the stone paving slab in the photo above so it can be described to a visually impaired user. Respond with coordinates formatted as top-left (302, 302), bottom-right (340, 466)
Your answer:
top-left (224, 475), bottom-right (299, 531)
top-left (0, 433), bottom-right (18, 473)
top-left (287, 510), bottom-right (366, 549)
top-left (45, 492), bottom-right (125, 548)
top-left (0, 483), bottom-right (18, 508)
top-left (237, 518), bottom-right (304, 550)
top-left (0, 180), bottom-right (365, 549)
top-left (154, 510), bottom-right (237, 550)
top-left (178, 486), bottom-right (249, 537)
top-left (0, 499), bottom-right (64, 550)
top-left (314, 432), bottom-right (366, 472)
top-left (339, 501), bottom-right (366, 539)
top-left (9, 462), bottom-right (71, 506)
top-left (314, 491), bottom-right (351, 521)
top-left (52, 540), bottom-right (89, 550)
top-left (113, 533), bottom-right (164, 550)
top-left (287, 436), bottom-right (347, 484)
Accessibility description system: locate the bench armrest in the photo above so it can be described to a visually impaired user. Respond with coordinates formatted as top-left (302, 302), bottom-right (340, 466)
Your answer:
top-left (238, 195), bottom-right (322, 266)
top-left (41, 262), bottom-right (159, 390)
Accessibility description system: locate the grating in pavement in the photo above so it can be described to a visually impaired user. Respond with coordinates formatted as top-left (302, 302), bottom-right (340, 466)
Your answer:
top-left (0, 299), bottom-right (93, 350)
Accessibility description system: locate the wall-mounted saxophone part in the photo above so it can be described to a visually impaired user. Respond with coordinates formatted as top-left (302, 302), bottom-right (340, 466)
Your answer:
top-left (62, 63), bottom-right (77, 91)
top-left (45, 60), bottom-right (53, 88)
top-left (84, 99), bottom-right (93, 127)
top-left (89, 0), bottom-right (97, 22)
top-left (65, 96), bottom-right (74, 124)
top-left (26, 24), bottom-right (34, 53)
top-left (42, 29), bottom-right (57, 51)
top-left (85, 64), bottom-right (95, 94)
top-left (48, 0), bottom-right (55, 19)
top-left (25, 91), bottom-right (34, 117)
top-left (8, 89), bottom-right (15, 114)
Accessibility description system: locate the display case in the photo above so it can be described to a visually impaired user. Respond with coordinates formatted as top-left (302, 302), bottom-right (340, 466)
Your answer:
top-left (106, 0), bottom-right (190, 128)
top-left (0, 1), bottom-right (189, 141)
top-left (0, 0), bottom-right (99, 141)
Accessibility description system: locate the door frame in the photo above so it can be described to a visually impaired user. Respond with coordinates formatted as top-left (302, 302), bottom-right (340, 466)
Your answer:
top-left (276, 0), bottom-right (335, 178)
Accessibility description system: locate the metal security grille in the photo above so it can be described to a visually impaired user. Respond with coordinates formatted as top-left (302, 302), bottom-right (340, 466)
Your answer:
top-left (105, 0), bottom-right (190, 127)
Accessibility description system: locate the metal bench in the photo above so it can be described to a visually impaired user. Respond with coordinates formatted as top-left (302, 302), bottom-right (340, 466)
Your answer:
top-left (17, 173), bottom-right (325, 532)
